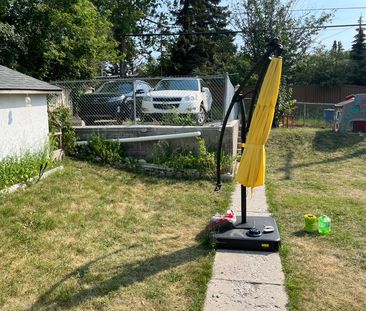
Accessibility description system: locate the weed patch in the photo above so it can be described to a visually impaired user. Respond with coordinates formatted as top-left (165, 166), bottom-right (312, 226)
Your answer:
top-left (0, 149), bottom-right (51, 191)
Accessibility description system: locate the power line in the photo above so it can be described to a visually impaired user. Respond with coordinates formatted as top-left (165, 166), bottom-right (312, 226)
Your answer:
top-left (231, 6), bottom-right (366, 14)
top-left (290, 6), bottom-right (366, 12)
top-left (316, 27), bottom-right (353, 41)
top-left (120, 23), bottom-right (366, 38)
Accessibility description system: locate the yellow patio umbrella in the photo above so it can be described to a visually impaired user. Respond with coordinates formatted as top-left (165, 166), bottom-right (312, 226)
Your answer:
top-left (236, 57), bottom-right (282, 188)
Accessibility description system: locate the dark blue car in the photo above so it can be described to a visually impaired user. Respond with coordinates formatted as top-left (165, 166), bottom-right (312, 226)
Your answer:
top-left (77, 80), bottom-right (152, 125)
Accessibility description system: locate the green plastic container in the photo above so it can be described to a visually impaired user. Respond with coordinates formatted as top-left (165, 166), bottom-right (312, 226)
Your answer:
top-left (318, 215), bottom-right (331, 235)
top-left (304, 214), bottom-right (317, 232)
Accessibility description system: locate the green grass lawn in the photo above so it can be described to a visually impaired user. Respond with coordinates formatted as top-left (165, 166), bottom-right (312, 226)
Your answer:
top-left (0, 159), bottom-right (233, 311)
top-left (266, 128), bottom-right (366, 311)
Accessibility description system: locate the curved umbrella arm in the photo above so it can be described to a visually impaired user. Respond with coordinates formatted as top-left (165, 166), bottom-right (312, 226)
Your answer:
top-left (215, 39), bottom-right (282, 191)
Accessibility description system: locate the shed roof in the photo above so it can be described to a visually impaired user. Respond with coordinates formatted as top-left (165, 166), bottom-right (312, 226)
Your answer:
top-left (335, 98), bottom-right (354, 107)
top-left (0, 65), bottom-right (61, 93)
top-left (335, 94), bottom-right (366, 107)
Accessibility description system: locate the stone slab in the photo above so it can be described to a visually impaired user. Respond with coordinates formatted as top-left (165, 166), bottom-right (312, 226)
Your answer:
top-left (204, 183), bottom-right (288, 311)
top-left (230, 184), bottom-right (269, 215)
top-left (213, 250), bottom-right (285, 284)
top-left (204, 280), bottom-right (288, 311)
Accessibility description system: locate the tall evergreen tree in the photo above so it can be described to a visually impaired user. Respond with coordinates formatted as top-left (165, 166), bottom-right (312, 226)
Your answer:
top-left (349, 17), bottom-right (366, 84)
top-left (168, 0), bottom-right (236, 75)
top-left (331, 40), bottom-right (338, 52)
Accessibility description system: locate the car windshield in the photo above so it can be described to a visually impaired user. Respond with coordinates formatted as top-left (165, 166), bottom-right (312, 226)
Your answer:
top-left (155, 79), bottom-right (199, 91)
top-left (96, 82), bottom-right (133, 94)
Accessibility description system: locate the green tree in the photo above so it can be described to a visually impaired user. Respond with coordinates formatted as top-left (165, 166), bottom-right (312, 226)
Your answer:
top-left (234, 0), bottom-right (332, 77)
top-left (6, 0), bottom-right (117, 80)
top-left (348, 17), bottom-right (366, 85)
top-left (0, 22), bottom-right (24, 68)
top-left (293, 46), bottom-right (350, 86)
top-left (0, 0), bottom-right (24, 67)
top-left (167, 0), bottom-right (236, 75)
top-left (92, 0), bottom-right (160, 76)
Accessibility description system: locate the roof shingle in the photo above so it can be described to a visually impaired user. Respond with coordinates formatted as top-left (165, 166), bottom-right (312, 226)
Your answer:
top-left (0, 65), bottom-right (61, 92)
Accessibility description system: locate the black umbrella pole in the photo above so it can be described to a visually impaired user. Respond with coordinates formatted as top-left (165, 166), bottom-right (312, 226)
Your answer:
top-left (238, 96), bottom-right (247, 224)
top-left (241, 185), bottom-right (247, 224)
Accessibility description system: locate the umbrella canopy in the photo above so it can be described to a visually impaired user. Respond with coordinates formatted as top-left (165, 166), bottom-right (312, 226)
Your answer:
top-left (236, 57), bottom-right (282, 188)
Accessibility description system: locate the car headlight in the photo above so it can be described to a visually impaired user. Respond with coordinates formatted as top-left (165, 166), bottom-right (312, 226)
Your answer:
top-left (143, 96), bottom-right (152, 101)
top-left (183, 95), bottom-right (196, 101)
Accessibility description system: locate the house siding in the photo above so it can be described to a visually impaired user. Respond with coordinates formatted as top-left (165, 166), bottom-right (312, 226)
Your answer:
top-left (0, 94), bottom-right (49, 159)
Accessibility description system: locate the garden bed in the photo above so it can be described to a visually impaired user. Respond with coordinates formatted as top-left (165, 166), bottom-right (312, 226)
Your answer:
top-left (74, 135), bottom-right (234, 180)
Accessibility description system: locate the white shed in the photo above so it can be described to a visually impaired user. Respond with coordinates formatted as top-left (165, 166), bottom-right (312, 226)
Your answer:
top-left (0, 66), bottom-right (61, 160)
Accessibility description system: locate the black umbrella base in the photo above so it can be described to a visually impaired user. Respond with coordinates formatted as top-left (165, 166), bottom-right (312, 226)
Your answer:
top-left (213, 216), bottom-right (281, 252)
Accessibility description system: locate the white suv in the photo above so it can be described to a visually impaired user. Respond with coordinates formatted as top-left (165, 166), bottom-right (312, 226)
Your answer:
top-left (141, 78), bottom-right (213, 125)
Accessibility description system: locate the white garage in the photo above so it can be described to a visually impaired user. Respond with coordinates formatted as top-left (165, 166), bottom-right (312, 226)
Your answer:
top-left (0, 66), bottom-right (61, 160)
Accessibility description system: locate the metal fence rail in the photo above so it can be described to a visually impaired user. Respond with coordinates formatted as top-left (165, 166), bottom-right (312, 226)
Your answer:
top-left (294, 102), bottom-right (335, 127)
top-left (241, 98), bottom-right (335, 128)
top-left (49, 75), bottom-right (232, 126)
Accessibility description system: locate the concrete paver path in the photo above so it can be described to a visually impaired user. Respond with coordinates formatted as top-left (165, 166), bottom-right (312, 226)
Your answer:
top-left (204, 184), bottom-right (288, 310)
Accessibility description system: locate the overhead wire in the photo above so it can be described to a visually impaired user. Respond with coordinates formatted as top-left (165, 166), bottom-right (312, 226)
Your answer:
top-left (117, 23), bottom-right (366, 38)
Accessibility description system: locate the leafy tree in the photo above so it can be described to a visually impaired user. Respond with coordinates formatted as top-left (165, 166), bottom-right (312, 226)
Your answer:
top-left (273, 82), bottom-right (297, 127)
top-left (92, 0), bottom-right (161, 76)
top-left (0, 22), bottom-right (24, 68)
top-left (348, 17), bottom-right (366, 85)
top-left (234, 0), bottom-right (332, 77)
top-left (5, 0), bottom-right (117, 80)
top-left (167, 0), bottom-right (236, 75)
top-left (0, 0), bottom-right (24, 67)
top-left (45, 0), bottom-right (118, 80)
top-left (293, 46), bottom-right (350, 86)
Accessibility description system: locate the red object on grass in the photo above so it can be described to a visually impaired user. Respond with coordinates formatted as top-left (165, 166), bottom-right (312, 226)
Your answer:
top-left (207, 210), bottom-right (236, 231)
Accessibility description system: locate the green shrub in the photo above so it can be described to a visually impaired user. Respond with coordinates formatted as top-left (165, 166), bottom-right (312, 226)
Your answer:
top-left (0, 149), bottom-right (51, 191)
top-left (274, 83), bottom-right (297, 127)
top-left (49, 107), bottom-right (76, 153)
top-left (150, 138), bottom-right (233, 176)
top-left (162, 111), bottom-right (195, 126)
top-left (149, 141), bottom-right (172, 165)
top-left (75, 135), bottom-right (233, 178)
top-left (76, 134), bottom-right (125, 163)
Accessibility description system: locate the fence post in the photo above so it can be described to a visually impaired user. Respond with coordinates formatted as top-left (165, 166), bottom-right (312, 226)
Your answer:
top-left (303, 103), bottom-right (306, 127)
top-left (133, 80), bottom-right (137, 124)
top-left (222, 72), bottom-right (229, 122)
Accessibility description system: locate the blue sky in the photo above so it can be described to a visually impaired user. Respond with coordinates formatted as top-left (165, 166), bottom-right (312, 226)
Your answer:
top-left (293, 0), bottom-right (366, 50)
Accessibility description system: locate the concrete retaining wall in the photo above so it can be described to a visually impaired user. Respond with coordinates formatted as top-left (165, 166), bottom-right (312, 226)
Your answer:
top-left (74, 120), bottom-right (238, 159)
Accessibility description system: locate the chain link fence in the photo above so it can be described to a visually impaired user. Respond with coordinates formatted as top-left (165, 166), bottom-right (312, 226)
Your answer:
top-left (49, 75), bottom-right (236, 126)
top-left (240, 98), bottom-right (335, 128)
top-left (49, 77), bottom-right (339, 129)
top-left (293, 102), bottom-right (335, 128)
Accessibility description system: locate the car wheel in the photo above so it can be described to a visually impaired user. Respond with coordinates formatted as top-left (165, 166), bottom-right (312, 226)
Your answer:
top-left (195, 106), bottom-right (206, 126)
